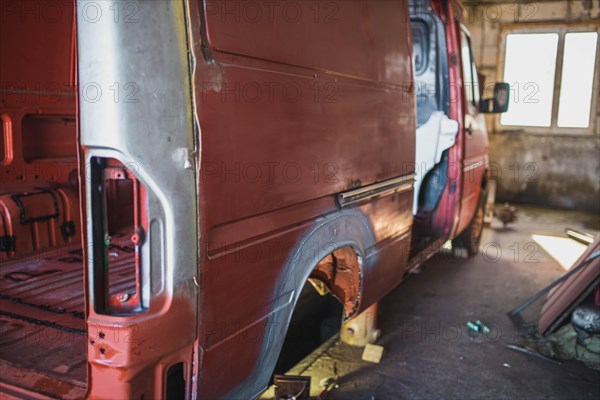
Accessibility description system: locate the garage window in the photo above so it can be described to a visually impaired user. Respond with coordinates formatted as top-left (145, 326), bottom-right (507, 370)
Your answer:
top-left (499, 27), bottom-right (599, 133)
top-left (556, 32), bottom-right (598, 128)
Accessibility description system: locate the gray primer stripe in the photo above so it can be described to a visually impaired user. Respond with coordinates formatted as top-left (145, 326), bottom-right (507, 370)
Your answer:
top-left (338, 173), bottom-right (415, 207)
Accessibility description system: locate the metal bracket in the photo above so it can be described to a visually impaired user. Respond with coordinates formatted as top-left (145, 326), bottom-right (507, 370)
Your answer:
top-left (11, 190), bottom-right (60, 224)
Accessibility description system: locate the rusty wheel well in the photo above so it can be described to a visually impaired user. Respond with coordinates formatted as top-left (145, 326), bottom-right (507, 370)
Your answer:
top-left (307, 246), bottom-right (362, 320)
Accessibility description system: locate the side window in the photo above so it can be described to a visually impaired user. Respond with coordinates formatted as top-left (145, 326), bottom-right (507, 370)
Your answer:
top-left (471, 45), bottom-right (480, 105)
top-left (461, 30), bottom-right (480, 107)
top-left (412, 21), bottom-right (429, 76)
top-left (410, 14), bottom-right (450, 127)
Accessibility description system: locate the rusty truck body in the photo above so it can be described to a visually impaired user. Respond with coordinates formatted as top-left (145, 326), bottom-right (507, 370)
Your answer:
top-left (0, 0), bottom-right (508, 398)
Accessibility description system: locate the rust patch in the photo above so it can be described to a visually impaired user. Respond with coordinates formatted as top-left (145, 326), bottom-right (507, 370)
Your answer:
top-left (309, 247), bottom-right (361, 319)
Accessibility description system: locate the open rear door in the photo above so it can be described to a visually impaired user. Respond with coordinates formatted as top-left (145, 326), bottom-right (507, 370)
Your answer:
top-left (77, 1), bottom-right (199, 398)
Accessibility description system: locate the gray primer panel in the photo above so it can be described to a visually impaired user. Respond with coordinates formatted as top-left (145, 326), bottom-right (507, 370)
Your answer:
top-left (77, 0), bottom-right (199, 386)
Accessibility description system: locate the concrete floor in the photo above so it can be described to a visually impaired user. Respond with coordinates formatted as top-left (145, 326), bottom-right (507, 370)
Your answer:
top-left (266, 206), bottom-right (600, 399)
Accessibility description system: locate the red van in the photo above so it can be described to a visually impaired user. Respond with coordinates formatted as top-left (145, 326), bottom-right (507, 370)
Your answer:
top-left (0, 0), bottom-right (508, 398)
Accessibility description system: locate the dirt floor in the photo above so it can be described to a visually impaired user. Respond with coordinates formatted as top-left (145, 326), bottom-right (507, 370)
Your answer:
top-left (265, 205), bottom-right (600, 399)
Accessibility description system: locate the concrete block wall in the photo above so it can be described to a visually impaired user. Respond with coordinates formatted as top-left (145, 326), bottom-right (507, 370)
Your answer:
top-left (462, 0), bottom-right (600, 212)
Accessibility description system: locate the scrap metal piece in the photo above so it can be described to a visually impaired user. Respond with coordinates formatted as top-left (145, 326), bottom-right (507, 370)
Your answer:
top-left (506, 344), bottom-right (562, 365)
top-left (565, 228), bottom-right (595, 245)
top-left (316, 378), bottom-right (339, 400)
top-left (273, 375), bottom-right (310, 400)
top-left (539, 238), bottom-right (600, 335)
top-left (508, 250), bottom-right (600, 338)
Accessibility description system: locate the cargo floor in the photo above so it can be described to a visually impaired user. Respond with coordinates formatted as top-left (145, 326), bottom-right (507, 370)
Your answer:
top-left (0, 241), bottom-right (136, 398)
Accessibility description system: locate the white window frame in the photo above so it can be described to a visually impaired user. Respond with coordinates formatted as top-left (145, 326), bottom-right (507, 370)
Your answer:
top-left (496, 23), bottom-right (600, 136)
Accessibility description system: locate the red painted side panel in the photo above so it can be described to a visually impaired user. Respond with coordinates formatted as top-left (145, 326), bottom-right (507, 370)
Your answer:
top-left (204, 1), bottom-right (411, 84)
top-left (194, 1), bottom-right (416, 397)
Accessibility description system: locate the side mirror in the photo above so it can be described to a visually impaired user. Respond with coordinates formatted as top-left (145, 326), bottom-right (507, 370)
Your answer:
top-left (480, 82), bottom-right (510, 113)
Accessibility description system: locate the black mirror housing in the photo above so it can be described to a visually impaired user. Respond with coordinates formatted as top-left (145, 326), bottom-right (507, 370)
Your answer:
top-left (480, 82), bottom-right (510, 113)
